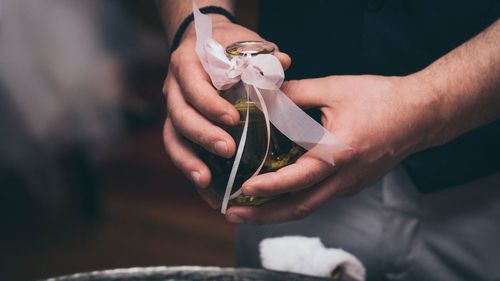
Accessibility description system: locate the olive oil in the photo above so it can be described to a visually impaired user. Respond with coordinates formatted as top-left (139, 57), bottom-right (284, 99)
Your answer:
top-left (199, 98), bottom-right (304, 205)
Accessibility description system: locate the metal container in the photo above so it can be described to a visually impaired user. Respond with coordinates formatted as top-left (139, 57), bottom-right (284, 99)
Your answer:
top-left (40, 266), bottom-right (334, 281)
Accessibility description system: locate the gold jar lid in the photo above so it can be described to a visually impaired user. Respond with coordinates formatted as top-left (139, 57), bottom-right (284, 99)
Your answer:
top-left (225, 41), bottom-right (275, 57)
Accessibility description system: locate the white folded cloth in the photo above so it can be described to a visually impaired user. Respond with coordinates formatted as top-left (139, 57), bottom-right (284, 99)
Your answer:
top-left (259, 236), bottom-right (366, 281)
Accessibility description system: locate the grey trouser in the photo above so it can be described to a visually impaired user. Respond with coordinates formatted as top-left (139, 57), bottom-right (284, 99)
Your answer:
top-left (236, 166), bottom-right (500, 281)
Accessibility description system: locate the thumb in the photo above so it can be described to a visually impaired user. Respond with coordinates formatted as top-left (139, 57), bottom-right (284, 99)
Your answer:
top-left (280, 78), bottom-right (331, 108)
top-left (275, 52), bottom-right (292, 71)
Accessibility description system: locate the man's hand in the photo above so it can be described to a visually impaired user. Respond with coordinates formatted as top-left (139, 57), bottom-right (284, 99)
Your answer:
top-left (224, 74), bottom-right (437, 223)
top-left (225, 19), bottom-right (500, 224)
top-left (162, 14), bottom-right (291, 207)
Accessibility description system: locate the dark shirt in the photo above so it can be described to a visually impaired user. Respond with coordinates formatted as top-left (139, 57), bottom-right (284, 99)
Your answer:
top-left (258, 0), bottom-right (500, 192)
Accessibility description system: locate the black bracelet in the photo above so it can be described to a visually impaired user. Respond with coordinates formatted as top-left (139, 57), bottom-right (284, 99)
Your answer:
top-left (170, 6), bottom-right (237, 54)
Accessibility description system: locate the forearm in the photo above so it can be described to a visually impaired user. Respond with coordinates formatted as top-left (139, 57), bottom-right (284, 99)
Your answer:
top-left (414, 19), bottom-right (500, 148)
top-left (156, 0), bottom-right (234, 48)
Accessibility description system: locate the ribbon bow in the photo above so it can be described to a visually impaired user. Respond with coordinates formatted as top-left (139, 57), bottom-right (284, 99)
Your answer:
top-left (193, 3), bottom-right (350, 213)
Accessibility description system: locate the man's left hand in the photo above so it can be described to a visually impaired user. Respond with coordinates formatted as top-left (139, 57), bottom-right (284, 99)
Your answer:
top-left (226, 74), bottom-right (440, 224)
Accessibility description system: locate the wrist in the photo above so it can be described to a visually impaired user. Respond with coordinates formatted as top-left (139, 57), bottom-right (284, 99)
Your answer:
top-left (169, 6), bottom-right (236, 53)
top-left (402, 71), bottom-right (451, 151)
top-left (181, 14), bottom-right (233, 41)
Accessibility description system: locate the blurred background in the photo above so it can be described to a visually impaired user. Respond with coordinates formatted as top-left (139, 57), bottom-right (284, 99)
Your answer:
top-left (0, 1), bottom-right (258, 280)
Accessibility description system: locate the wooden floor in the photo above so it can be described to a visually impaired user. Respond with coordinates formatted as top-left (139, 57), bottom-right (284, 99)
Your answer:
top-left (0, 128), bottom-right (237, 281)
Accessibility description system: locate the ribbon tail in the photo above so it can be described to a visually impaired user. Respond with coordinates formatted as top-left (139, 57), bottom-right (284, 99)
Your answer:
top-left (229, 83), bottom-right (272, 200)
top-left (193, 1), bottom-right (239, 90)
top-left (246, 85), bottom-right (351, 165)
top-left (220, 99), bottom-right (249, 214)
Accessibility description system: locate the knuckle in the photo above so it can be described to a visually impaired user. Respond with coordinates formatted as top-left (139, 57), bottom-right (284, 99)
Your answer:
top-left (190, 83), bottom-right (209, 106)
top-left (163, 138), bottom-right (179, 164)
top-left (193, 125), bottom-right (213, 147)
top-left (266, 174), bottom-right (286, 195)
top-left (165, 92), bottom-right (176, 113)
top-left (170, 104), bottom-right (188, 124)
top-left (169, 108), bottom-right (191, 136)
top-left (177, 108), bottom-right (191, 126)
top-left (194, 129), bottom-right (206, 146)
top-left (303, 170), bottom-right (319, 187)
top-left (167, 104), bottom-right (180, 120)
top-left (162, 77), bottom-right (174, 100)
top-left (170, 50), bottom-right (181, 65)
top-left (162, 125), bottom-right (173, 151)
top-left (179, 61), bottom-right (199, 82)
top-left (162, 84), bottom-right (169, 98)
top-left (169, 154), bottom-right (182, 169)
top-left (293, 204), bottom-right (312, 220)
top-left (170, 51), bottom-right (187, 76)
top-left (281, 80), bottom-right (301, 95)
top-left (207, 95), bottom-right (234, 118)
top-left (164, 143), bottom-right (182, 168)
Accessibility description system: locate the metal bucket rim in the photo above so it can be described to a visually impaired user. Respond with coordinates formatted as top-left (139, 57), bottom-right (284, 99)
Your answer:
top-left (40, 266), bottom-right (330, 281)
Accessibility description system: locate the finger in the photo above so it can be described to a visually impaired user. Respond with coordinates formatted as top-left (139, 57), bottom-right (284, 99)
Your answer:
top-left (275, 51), bottom-right (292, 71)
top-left (280, 78), bottom-right (333, 108)
top-left (171, 56), bottom-right (239, 126)
top-left (241, 152), bottom-right (334, 197)
top-left (166, 76), bottom-right (236, 158)
top-left (265, 40), bottom-right (291, 70)
top-left (196, 186), bottom-right (221, 209)
top-left (163, 117), bottom-right (211, 188)
top-left (164, 117), bottom-right (222, 209)
top-left (226, 176), bottom-right (340, 224)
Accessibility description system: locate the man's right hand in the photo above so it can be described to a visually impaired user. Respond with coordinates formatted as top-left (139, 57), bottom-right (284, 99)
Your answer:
top-left (162, 15), bottom-right (291, 208)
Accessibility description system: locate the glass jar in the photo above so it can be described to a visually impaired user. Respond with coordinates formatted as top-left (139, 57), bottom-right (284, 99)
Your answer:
top-left (199, 41), bottom-right (305, 205)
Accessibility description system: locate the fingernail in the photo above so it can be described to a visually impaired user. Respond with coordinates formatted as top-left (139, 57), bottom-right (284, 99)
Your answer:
top-left (206, 196), bottom-right (221, 209)
top-left (205, 198), bottom-right (219, 209)
top-left (220, 114), bottom-right (234, 125)
top-left (190, 171), bottom-right (200, 186)
top-left (227, 214), bottom-right (244, 224)
top-left (214, 141), bottom-right (228, 155)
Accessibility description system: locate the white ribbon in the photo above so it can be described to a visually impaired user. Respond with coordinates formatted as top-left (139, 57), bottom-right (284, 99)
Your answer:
top-left (193, 3), bottom-right (350, 214)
